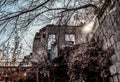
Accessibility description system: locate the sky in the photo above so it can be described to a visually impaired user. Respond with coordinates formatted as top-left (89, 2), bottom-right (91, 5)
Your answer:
top-left (0, 0), bottom-right (95, 59)
top-left (21, 24), bottom-right (48, 56)
top-left (0, 0), bottom-right (50, 59)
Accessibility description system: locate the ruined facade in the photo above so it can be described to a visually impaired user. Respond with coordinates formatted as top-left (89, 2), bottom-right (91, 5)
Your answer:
top-left (32, 25), bottom-right (84, 61)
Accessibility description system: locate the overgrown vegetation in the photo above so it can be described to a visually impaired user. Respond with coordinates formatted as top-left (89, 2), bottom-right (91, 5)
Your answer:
top-left (34, 42), bottom-right (113, 82)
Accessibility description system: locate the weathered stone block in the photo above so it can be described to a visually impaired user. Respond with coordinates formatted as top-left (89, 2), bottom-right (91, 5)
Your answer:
top-left (115, 62), bottom-right (120, 73)
top-left (106, 30), bottom-right (113, 39)
top-left (105, 17), bottom-right (112, 30)
top-left (114, 31), bottom-right (120, 42)
top-left (103, 40), bottom-right (108, 50)
top-left (110, 54), bottom-right (117, 64)
top-left (116, 52), bottom-right (120, 62)
top-left (110, 65), bottom-right (117, 75)
top-left (110, 35), bottom-right (114, 45)
top-left (116, 42), bottom-right (120, 50)
top-left (113, 75), bottom-right (119, 82)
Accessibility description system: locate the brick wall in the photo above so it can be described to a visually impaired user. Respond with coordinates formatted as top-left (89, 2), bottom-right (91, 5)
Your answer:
top-left (93, 0), bottom-right (120, 82)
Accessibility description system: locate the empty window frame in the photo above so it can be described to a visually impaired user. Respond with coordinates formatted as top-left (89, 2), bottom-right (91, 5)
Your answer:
top-left (48, 34), bottom-right (56, 49)
top-left (65, 34), bottom-right (75, 46)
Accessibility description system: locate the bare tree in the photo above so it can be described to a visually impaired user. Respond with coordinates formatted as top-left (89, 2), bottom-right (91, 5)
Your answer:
top-left (0, 0), bottom-right (110, 60)
top-left (0, 0), bottom-right (102, 34)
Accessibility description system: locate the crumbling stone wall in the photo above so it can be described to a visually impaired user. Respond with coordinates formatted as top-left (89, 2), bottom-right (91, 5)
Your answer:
top-left (93, 0), bottom-right (120, 82)
top-left (32, 25), bottom-right (84, 62)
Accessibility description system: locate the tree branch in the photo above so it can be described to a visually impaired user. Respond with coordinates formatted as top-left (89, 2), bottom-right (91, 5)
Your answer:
top-left (97, 0), bottom-right (111, 19)
top-left (45, 3), bottom-right (97, 12)
top-left (0, 0), bottom-right (50, 21)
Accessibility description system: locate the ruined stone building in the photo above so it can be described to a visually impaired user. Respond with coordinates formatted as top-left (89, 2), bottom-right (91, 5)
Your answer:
top-left (32, 25), bottom-right (84, 61)
top-left (30, 0), bottom-right (120, 82)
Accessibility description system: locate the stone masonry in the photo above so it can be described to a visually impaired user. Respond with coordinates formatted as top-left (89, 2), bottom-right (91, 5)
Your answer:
top-left (32, 25), bottom-right (85, 62)
top-left (93, 0), bottom-right (120, 82)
